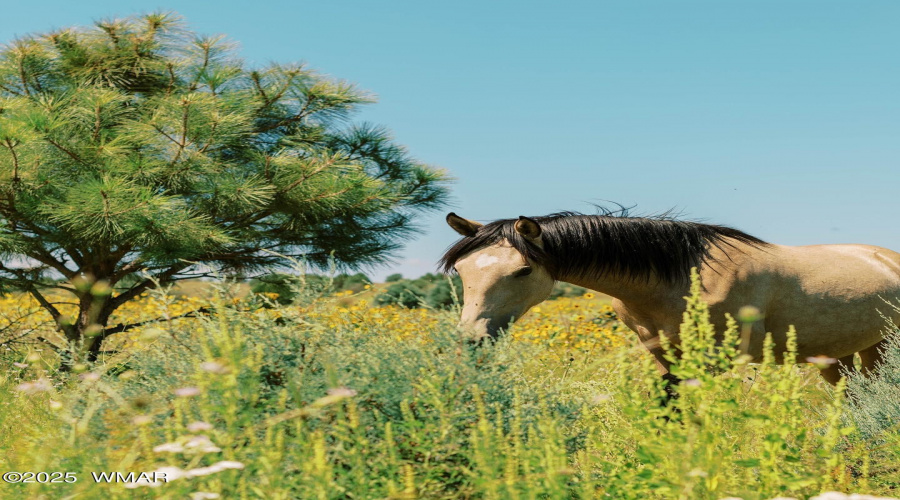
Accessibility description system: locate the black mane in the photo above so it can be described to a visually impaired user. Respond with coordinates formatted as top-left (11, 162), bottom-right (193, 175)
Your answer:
top-left (438, 211), bottom-right (768, 284)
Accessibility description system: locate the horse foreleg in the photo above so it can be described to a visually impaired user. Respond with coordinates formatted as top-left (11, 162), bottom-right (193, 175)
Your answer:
top-left (643, 340), bottom-right (681, 404)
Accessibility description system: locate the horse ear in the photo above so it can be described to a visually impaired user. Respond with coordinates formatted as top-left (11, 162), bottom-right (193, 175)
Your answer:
top-left (446, 212), bottom-right (482, 237)
top-left (515, 216), bottom-right (542, 243)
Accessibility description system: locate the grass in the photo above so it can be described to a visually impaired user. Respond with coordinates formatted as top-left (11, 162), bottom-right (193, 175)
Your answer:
top-left (0, 272), bottom-right (897, 499)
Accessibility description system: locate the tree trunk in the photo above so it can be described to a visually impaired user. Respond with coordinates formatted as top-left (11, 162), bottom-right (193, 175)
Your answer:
top-left (59, 286), bottom-right (115, 369)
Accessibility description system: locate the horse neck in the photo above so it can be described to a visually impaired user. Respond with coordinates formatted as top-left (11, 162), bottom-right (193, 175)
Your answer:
top-left (552, 236), bottom-right (759, 308)
top-left (557, 270), bottom-right (685, 305)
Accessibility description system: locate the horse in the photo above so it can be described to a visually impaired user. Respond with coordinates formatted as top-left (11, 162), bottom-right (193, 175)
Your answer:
top-left (439, 210), bottom-right (900, 385)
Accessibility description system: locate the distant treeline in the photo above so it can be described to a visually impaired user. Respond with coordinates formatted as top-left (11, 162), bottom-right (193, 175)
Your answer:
top-left (250, 272), bottom-right (588, 309)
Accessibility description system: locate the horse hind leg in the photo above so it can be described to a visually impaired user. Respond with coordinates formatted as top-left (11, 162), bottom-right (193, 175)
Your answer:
top-left (818, 353), bottom-right (857, 385)
top-left (858, 339), bottom-right (889, 376)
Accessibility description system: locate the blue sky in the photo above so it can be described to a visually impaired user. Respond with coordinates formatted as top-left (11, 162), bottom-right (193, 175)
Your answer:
top-left (3, 1), bottom-right (898, 281)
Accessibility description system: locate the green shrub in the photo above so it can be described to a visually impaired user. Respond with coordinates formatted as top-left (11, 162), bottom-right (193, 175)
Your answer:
top-left (844, 300), bottom-right (900, 489)
top-left (250, 273), bottom-right (304, 305)
top-left (251, 271), bottom-right (377, 306)
top-left (845, 301), bottom-right (900, 419)
top-left (846, 326), bottom-right (900, 439)
top-left (584, 270), bottom-right (860, 499)
top-left (331, 273), bottom-right (371, 293)
top-left (425, 276), bottom-right (463, 309)
top-left (376, 281), bottom-right (426, 308)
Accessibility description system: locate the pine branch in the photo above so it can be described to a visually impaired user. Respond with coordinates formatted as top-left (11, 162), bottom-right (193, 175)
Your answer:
top-left (17, 50), bottom-right (31, 97)
top-left (24, 247), bottom-right (77, 278)
top-left (250, 72), bottom-right (268, 103)
top-left (0, 81), bottom-right (23, 96)
top-left (112, 256), bottom-right (143, 283)
top-left (297, 187), bottom-right (352, 205)
top-left (165, 63), bottom-right (176, 95)
top-left (61, 243), bottom-right (87, 269)
top-left (277, 158), bottom-right (337, 195)
top-left (261, 70), bottom-right (299, 109)
top-left (196, 120), bottom-right (219, 153)
top-left (26, 284), bottom-right (62, 324)
top-left (189, 42), bottom-right (211, 92)
top-left (151, 124), bottom-right (181, 146)
top-left (92, 105), bottom-right (102, 143)
top-left (175, 100), bottom-right (190, 162)
top-left (255, 100), bottom-right (314, 133)
top-left (0, 307), bottom-right (47, 347)
top-left (34, 336), bottom-right (65, 354)
top-left (158, 272), bottom-right (220, 282)
top-left (0, 328), bottom-right (41, 348)
top-left (108, 262), bottom-right (190, 310)
top-left (45, 138), bottom-right (84, 163)
top-left (3, 138), bottom-right (20, 181)
top-left (101, 306), bottom-right (211, 337)
top-left (1, 217), bottom-right (84, 270)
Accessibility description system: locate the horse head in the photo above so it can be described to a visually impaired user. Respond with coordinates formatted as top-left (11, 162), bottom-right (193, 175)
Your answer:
top-left (443, 213), bottom-right (555, 340)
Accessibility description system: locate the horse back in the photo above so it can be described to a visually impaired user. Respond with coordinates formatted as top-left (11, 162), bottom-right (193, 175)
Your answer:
top-left (704, 243), bottom-right (900, 359)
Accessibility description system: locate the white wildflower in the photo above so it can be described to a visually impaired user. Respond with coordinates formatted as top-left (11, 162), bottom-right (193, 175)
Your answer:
top-left (174, 386), bottom-right (202, 397)
top-left (200, 361), bottom-right (230, 374)
top-left (190, 493), bottom-right (221, 500)
top-left (327, 387), bottom-right (357, 397)
top-left (590, 393), bottom-right (611, 404)
top-left (185, 460), bottom-right (245, 478)
top-left (15, 378), bottom-right (53, 394)
top-left (153, 442), bottom-right (185, 453)
top-left (187, 421), bottom-right (213, 433)
top-left (132, 415), bottom-right (152, 426)
top-left (184, 435), bottom-right (221, 453)
top-left (155, 466), bottom-right (186, 481)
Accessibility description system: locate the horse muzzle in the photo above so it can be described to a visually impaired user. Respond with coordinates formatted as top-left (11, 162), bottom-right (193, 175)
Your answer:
top-left (457, 314), bottom-right (514, 342)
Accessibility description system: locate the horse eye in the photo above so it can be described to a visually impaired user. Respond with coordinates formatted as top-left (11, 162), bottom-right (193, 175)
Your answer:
top-left (513, 267), bottom-right (533, 278)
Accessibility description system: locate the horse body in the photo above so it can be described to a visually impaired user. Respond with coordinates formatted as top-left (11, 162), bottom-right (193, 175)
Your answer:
top-left (442, 211), bottom-right (900, 384)
top-left (608, 242), bottom-right (900, 382)
top-left (741, 244), bottom-right (900, 359)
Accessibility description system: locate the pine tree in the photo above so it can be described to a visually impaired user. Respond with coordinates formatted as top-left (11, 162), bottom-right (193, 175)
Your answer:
top-left (0, 13), bottom-right (450, 364)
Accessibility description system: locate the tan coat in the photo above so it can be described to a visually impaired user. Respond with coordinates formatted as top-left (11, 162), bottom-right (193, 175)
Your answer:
top-left (446, 213), bottom-right (900, 384)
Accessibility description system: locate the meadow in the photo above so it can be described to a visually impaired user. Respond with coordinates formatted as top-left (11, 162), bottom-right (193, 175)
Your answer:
top-left (1, 274), bottom-right (900, 499)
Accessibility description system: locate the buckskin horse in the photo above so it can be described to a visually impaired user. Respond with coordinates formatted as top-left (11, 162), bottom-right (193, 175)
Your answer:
top-left (440, 210), bottom-right (900, 385)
